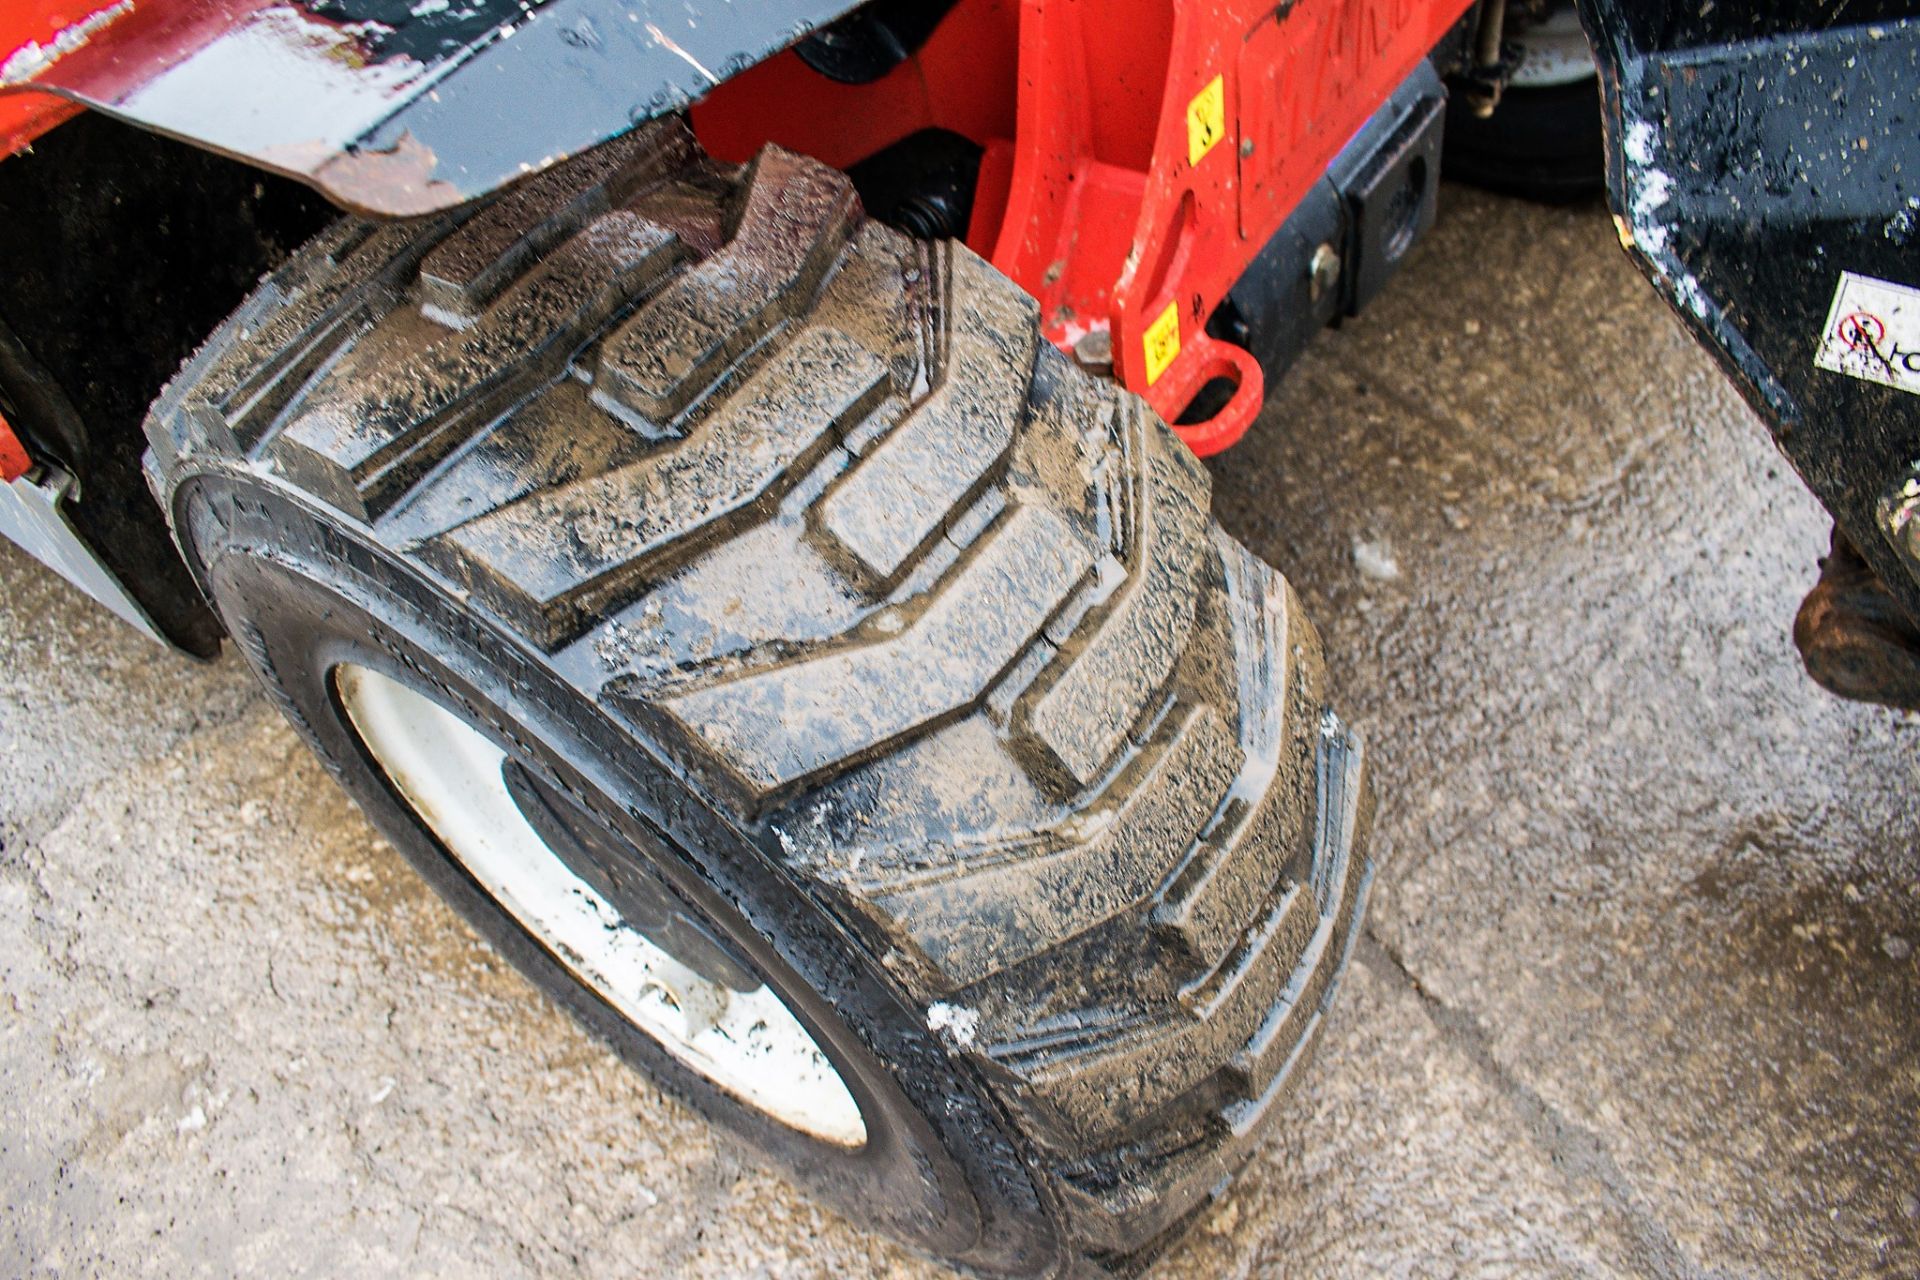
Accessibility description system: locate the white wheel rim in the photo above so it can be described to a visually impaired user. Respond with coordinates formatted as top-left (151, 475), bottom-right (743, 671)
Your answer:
top-left (335, 663), bottom-right (867, 1148)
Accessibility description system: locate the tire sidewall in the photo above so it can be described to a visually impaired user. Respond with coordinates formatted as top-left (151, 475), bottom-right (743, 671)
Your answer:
top-left (1442, 77), bottom-right (1605, 203)
top-left (175, 468), bottom-right (1063, 1278)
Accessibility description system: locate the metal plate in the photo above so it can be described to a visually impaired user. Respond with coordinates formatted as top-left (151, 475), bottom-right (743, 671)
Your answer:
top-left (0, 0), bottom-right (863, 216)
top-left (0, 467), bottom-right (170, 645)
top-left (1577, 2), bottom-right (1920, 626)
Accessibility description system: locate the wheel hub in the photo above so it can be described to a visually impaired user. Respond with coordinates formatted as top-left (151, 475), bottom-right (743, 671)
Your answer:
top-left (334, 663), bottom-right (867, 1147)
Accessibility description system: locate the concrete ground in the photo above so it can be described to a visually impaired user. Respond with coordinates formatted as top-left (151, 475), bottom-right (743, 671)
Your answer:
top-left (3, 184), bottom-right (1917, 1279)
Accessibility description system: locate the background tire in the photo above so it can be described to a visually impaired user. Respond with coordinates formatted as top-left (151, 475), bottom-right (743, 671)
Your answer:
top-left (146, 120), bottom-right (1374, 1276)
top-left (1444, 5), bottom-right (1605, 203)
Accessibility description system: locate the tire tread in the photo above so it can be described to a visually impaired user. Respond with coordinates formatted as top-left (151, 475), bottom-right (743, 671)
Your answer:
top-left (146, 120), bottom-right (1376, 1276)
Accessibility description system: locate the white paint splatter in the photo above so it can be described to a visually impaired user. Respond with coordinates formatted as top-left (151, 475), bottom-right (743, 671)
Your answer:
top-left (1629, 166), bottom-right (1673, 254)
top-left (1886, 197), bottom-right (1920, 245)
top-left (926, 1002), bottom-right (979, 1048)
top-left (1616, 115), bottom-right (1719, 322)
top-left (1623, 119), bottom-right (1659, 166)
top-left (1618, 119), bottom-right (1676, 255)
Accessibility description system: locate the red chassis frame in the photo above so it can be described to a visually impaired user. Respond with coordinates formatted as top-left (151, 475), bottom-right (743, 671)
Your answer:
top-left (694, 0), bottom-right (1471, 453)
top-left (4, 0), bottom-right (1472, 455)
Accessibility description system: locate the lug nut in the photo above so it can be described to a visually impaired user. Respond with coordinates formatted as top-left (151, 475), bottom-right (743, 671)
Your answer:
top-left (1309, 242), bottom-right (1342, 303)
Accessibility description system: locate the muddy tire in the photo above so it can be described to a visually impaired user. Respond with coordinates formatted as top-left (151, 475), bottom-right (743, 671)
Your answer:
top-left (144, 121), bottom-right (1374, 1277)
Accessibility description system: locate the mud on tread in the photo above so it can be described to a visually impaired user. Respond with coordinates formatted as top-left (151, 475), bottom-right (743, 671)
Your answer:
top-left (147, 120), bottom-right (1375, 1275)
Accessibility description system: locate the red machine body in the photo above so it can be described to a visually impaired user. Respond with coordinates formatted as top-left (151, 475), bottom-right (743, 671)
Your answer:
top-left (0, 3), bottom-right (89, 156)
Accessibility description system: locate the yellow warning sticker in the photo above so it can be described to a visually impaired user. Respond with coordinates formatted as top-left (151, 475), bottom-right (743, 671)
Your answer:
top-left (1143, 302), bottom-right (1181, 385)
top-left (1186, 73), bottom-right (1226, 167)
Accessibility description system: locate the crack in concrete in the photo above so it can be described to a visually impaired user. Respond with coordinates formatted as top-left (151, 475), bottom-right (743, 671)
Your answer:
top-left (1359, 929), bottom-right (1724, 1280)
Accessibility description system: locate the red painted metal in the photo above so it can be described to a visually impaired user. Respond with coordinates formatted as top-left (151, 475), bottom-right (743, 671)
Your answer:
top-left (3, 0), bottom-right (280, 159)
top-left (985, 0), bottom-right (1470, 453)
top-left (0, 1), bottom-right (99, 156)
top-left (0, 410), bottom-right (31, 482)
top-left (691, 0), bottom-right (1020, 171)
top-left (699, 0), bottom-right (1470, 455)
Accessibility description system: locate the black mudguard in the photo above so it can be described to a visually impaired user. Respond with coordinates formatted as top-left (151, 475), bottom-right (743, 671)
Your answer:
top-left (1575, 2), bottom-right (1920, 626)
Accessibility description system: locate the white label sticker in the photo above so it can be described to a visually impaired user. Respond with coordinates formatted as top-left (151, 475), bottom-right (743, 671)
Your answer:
top-left (1815, 271), bottom-right (1920, 397)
